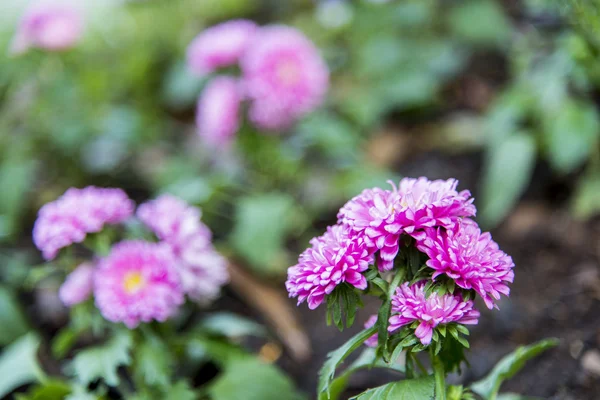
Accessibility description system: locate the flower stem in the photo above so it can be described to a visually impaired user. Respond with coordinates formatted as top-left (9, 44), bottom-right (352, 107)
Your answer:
top-left (430, 348), bottom-right (446, 400)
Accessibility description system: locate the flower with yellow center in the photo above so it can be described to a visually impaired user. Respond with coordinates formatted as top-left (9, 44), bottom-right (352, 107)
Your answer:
top-left (123, 271), bottom-right (146, 295)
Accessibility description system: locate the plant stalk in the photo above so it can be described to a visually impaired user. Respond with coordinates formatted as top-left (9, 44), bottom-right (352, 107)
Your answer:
top-left (431, 348), bottom-right (446, 400)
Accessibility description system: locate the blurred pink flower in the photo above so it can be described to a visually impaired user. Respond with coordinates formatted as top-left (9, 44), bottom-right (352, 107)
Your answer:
top-left (364, 314), bottom-right (379, 347)
top-left (241, 25), bottom-right (329, 130)
top-left (33, 187), bottom-right (134, 260)
top-left (196, 77), bottom-right (242, 148)
top-left (11, 1), bottom-right (84, 54)
top-left (93, 240), bottom-right (184, 328)
top-left (285, 225), bottom-right (373, 310)
top-left (137, 195), bottom-right (228, 304)
top-left (416, 219), bottom-right (515, 309)
top-left (58, 263), bottom-right (94, 307)
top-left (388, 282), bottom-right (480, 345)
top-left (187, 19), bottom-right (257, 76)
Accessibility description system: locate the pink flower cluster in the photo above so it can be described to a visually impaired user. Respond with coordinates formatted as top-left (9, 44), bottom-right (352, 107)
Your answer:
top-left (34, 189), bottom-right (228, 328)
top-left (11, 1), bottom-right (84, 55)
top-left (187, 20), bottom-right (329, 147)
top-left (33, 186), bottom-right (134, 260)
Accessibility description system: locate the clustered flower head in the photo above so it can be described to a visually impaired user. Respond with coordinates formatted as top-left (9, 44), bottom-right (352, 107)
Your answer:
top-left (33, 187), bottom-right (228, 329)
top-left (287, 176), bottom-right (514, 348)
top-left (11, 0), bottom-right (84, 55)
top-left (187, 20), bottom-right (329, 147)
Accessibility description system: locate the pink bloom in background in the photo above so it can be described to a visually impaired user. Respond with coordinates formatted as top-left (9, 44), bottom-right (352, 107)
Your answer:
top-left (286, 224), bottom-right (373, 310)
top-left (241, 25), bottom-right (329, 130)
top-left (363, 314), bottom-right (379, 347)
top-left (196, 77), bottom-right (242, 148)
top-left (11, 1), bottom-right (84, 54)
top-left (58, 263), bottom-right (94, 307)
top-left (33, 187), bottom-right (134, 260)
top-left (137, 195), bottom-right (228, 304)
top-left (416, 219), bottom-right (514, 309)
top-left (388, 282), bottom-right (480, 345)
top-left (94, 240), bottom-right (184, 328)
top-left (187, 19), bottom-right (257, 76)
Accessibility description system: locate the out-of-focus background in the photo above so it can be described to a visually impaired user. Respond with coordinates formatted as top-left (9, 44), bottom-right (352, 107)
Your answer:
top-left (1, 0), bottom-right (600, 399)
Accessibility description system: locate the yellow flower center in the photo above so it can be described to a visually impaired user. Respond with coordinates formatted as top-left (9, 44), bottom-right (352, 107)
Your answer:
top-left (276, 60), bottom-right (300, 86)
top-left (123, 271), bottom-right (146, 294)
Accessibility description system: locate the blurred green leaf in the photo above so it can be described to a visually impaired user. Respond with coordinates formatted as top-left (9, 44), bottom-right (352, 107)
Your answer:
top-left (0, 158), bottom-right (36, 240)
top-left (164, 380), bottom-right (196, 400)
top-left (544, 100), bottom-right (600, 174)
top-left (161, 62), bottom-right (205, 110)
top-left (230, 193), bottom-right (296, 274)
top-left (15, 380), bottom-right (71, 400)
top-left (480, 133), bottom-right (536, 228)
top-left (199, 312), bottom-right (267, 338)
top-left (448, 0), bottom-right (512, 45)
top-left (69, 331), bottom-right (132, 387)
top-left (134, 335), bottom-right (173, 388)
top-left (471, 339), bottom-right (558, 400)
top-left (349, 375), bottom-right (435, 400)
top-left (0, 285), bottom-right (29, 345)
top-left (209, 357), bottom-right (300, 400)
top-left (496, 394), bottom-right (541, 400)
top-left (0, 333), bottom-right (45, 398)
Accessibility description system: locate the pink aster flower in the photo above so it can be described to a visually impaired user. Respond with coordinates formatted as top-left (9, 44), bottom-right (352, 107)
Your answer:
top-left (137, 195), bottom-right (228, 304)
top-left (285, 224), bottom-right (373, 310)
top-left (196, 77), bottom-right (242, 148)
top-left (364, 314), bottom-right (379, 347)
top-left (58, 263), bottom-right (94, 307)
top-left (33, 187), bottom-right (134, 260)
top-left (241, 25), bottom-right (329, 130)
top-left (93, 240), bottom-right (184, 328)
top-left (416, 219), bottom-right (514, 309)
top-left (11, 1), bottom-right (84, 55)
top-left (388, 282), bottom-right (480, 345)
top-left (186, 19), bottom-right (257, 76)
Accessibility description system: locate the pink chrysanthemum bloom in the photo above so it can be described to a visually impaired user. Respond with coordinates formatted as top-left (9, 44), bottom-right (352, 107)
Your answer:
top-left (58, 263), bottom-right (94, 307)
top-left (241, 25), bottom-right (329, 130)
top-left (11, 1), bottom-right (84, 55)
top-left (416, 219), bottom-right (514, 309)
top-left (33, 187), bottom-right (134, 260)
top-left (187, 19), bottom-right (257, 76)
top-left (196, 77), bottom-right (242, 148)
top-left (285, 225), bottom-right (373, 310)
top-left (93, 240), bottom-right (184, 328)
top-left (137, 195), bottom-right (228, 304)
top-left (363, 314), bottom-right (379, 347)
top-left (388, 282), bottom-right (480, 345)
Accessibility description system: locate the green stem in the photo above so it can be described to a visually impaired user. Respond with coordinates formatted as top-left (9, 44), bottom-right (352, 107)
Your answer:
top-left (413, 353), bottom-right (428, 376)
top-left (431, 348), bottom-right (446, 400)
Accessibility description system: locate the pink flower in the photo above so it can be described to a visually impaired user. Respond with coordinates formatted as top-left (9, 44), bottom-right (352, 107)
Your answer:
top-left (137, 195), bottom-right (228, 304)
top-left (364, 314), bottom-right (379, 347)
top-left (187, 19), bottom-right (257, 76)
top-left (11, 1), bottom-right (84, 55)
top-left (196, 77), bottom-right (242, 148)
top-left (33, 187), bottom-right (134, 260)
top-left (58, 263), bottom-right (94, 307)
top-left (285, 225), bottom-right (373, 310)
top-left (241, 25), bottom-right (329, 130)
top-left (93, 240), bottom-right (184, 328)
top-left (388, 282), bottom-right (480, 345)
top-left (416, 219), bottom-right (514, 309)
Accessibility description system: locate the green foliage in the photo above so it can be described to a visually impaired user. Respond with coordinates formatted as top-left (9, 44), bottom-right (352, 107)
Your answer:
top-left (326, 284), bottom-right (363, 331)
top-left (377, 269), bottom-right (405, 362)
top-left (0, 333), bottom-right (45, 398)
top-left (198, 312), bottom-right (267, 338)
top-left (14, 380), bottom-right (72, 400)
top-left (163, 381), bottom-right (197, 400)
top-left (69, 331), bottom-right (133, 387)
top-left (572, 171), bottom-right (600, 218)
top-left (349, 375), bottom-right (435, 400)
top-left (447, 0), bottom-right (512, 46)
top-left (0, 285), bottom-right (30, 345)
top-left (133, 334), bottom-right (174, 388)
top-left (471, 339), bottom-right (559, 400)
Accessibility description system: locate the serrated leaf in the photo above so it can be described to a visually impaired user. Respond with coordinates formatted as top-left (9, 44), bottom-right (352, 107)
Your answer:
top-left (134, 336), bottom-right (173, 388)
top-left (471, 339), bottom-right (559, 400)
top-left (199, 313), bottom-right (266, 338)
top-left (0, 285), bottom-right (29, 345)
top-left (0, 333), bottom-right (45, 398)
top-left (377, 270), bottom-right (405, 361)
top-left (209, 357), bottom-right (299, 400)
top-left (318, 327), bottom-right (378, 399)
top-left (69, 331), bottom-right (132, 387)
top-left (350, 375), bottom-right (435, 400)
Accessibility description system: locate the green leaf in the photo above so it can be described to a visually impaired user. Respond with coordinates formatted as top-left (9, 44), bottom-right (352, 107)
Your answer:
top-left (318, 327), bottom-right (378, 399)
top-left (471, 339), bottom-right (559, 400)
top-left (350, 375), bottom-right (435, 400)
top-left (480, 132), bottom-right (536, 228)
top-left (544, 100), bottom-right (600, 174)
top-left (209, 357), bottom-right (300, 400)
top-left (377, 270), bottom-right (405, 361)
top-left (448, 0), bottom-right (512, 46)
top-left (69, 331), bottom-right (132, 387)
top-left (0, 285), bottom-right (29, 345)
top-left (134, 336), bottom-right (173, 388)
top-left (496, 394), bottom-right (541, 400)
top-left (572, 172), bottom-right (600, 218)
top-left (164, 380), bottom-right (196, 400)
top-left (0, 333), bottom-right (45, 398)
top-left (65, 385), bottom-right (99, 400)
top-left (199, 312), bottom-right (266, 338)
top-left (0, 158), bottom-right (36, 240)
top-left (230, 194), bottom-right (296, 274)
top-left (15, 380), bottom-right (71, 400)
